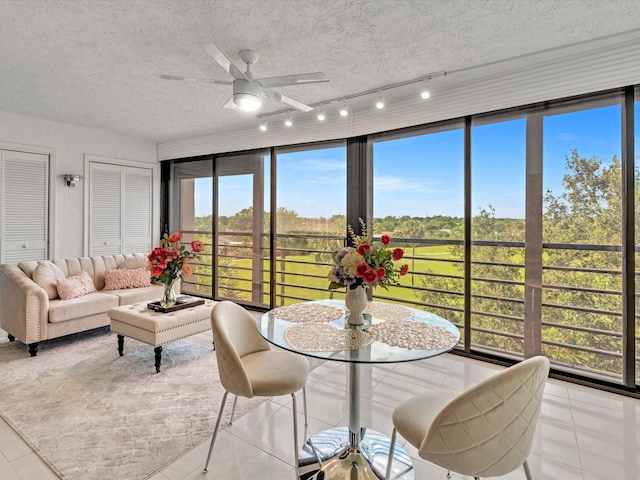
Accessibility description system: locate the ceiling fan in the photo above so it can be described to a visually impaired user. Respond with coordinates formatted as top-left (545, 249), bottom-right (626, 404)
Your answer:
top-left (158, 43), bottom-right (329, 113)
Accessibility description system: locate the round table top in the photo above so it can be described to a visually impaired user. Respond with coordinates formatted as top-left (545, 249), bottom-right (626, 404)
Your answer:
top-left (258, 299), bottom-right (460, 364)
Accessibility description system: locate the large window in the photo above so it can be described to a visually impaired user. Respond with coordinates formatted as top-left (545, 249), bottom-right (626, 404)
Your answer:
top-left (166, 87), bottom-right (640, 393)
top-left (470, 117), bottom-right (526, 355)
top-left (274, 143), bottom-right (347, 305)
top-left (542, 102), bottom-right (623, 379)
top-left (371, 125), bottom-right (465, 329)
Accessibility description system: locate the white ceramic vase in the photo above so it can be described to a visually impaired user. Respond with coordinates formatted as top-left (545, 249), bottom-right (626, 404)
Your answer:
top-left (345, 285), bottom-right (368, 325)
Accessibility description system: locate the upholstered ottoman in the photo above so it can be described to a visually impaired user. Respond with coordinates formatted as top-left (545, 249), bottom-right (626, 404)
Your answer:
top-left (107, 299), bottom-right (215, 372)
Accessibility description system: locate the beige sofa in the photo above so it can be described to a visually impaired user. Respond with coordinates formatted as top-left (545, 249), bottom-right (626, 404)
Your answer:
top-left (0, 253), bottom-right (173, 356)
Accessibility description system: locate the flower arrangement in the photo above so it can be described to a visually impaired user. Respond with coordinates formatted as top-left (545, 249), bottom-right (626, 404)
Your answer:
top-left (328, 220), bottom-right (409, 291)
top-left (148, 231), bottom-right (204, 287)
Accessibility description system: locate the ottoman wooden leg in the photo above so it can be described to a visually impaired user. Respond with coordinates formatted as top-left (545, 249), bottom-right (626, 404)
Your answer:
top-left (154, 346), bottom-right (163, 373)
top-left (117, 335), bottom-right (125, 356)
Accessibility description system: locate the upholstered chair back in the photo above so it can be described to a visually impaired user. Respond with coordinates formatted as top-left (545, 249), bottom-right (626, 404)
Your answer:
top-left (211, 300), bottom-right (272, 398)
top-left (419, 355), bottom-right (550, 477)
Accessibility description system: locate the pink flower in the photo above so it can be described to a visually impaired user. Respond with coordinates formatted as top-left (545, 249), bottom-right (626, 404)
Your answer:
top-left (357, 244), bottom-right (371, 256)
top-left (375, 267), bottom-right (386, 279)
top-left (392, 248), bottom-right (404, 261)
top-left (191, 240), bottom-right (204, 253)
top-left (400, 264), bottom-right (409, 276)
top-left (182, 264), bottom-right (193, 276)
top-left (167, 232), bottom-right (181, 243)
top-left (363, 269), bottom-right (378, 283)
top-left (381, 234), bottom-right (392, 245)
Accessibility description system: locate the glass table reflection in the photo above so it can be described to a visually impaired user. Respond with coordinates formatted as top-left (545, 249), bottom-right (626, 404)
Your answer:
top-left (259, 299), bottom-right (460, 480)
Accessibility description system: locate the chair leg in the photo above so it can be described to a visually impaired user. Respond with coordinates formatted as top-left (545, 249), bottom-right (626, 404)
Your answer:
top-left (446, 472), bottom-right (451, 479)
top-left (229, 394), bottom-right (238, 425)
top-left (523, 459), bottom-right (532, 480)
top-left (384, 427), bottom-right (397, 479)
top-left (302, 386), bottom-right (308, 427)
top-left (291, 393), bottom-right (300, 477)
top-left (203, 390), bottom-right (229, 473)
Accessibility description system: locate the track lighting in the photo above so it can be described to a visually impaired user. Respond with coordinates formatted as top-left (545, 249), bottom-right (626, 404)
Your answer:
top-left (339, 100), bottom-right (349, 117)
top-left (284, 115), bottom-right (293, 127)
top-left (420, 77), bottom-right (431, 99)
top-left (259, 118), bottom-right (268, 131)
top-left (317, 107), bottom-right (326, 121)
top-left (375, 91), bottom-right (385, 109)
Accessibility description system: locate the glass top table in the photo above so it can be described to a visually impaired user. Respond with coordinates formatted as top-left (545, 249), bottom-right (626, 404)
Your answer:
top-left (259, 299), bottom-right (460, 480)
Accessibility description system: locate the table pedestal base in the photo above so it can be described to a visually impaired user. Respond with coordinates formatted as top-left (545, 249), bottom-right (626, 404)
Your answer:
top-left (298, 427), bottom-right (414, 480)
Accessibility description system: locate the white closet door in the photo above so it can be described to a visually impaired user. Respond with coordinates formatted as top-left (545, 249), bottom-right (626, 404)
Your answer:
top-left (0, 150), bottom-right (49, 263)
top-left (89, 162), bottom-right (122, 255)
top-left (123, 166), bottom-right (152, 254)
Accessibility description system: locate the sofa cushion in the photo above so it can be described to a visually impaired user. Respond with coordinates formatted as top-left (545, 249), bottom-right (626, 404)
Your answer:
top-left (48, 292), bottom-right (119, 323)
top-left (119, 254), bottom-right (148, 270)
top-left (33, 262), bottom-right (66, 300)
top-left (107, 284), bottom-right (164, 305)
top-left (57, 272), bottom-right (97, 300)
top-left (104, 268), bottom-right (151, 290)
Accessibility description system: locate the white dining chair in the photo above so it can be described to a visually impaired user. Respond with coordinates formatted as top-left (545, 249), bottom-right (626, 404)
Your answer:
top-left (203, 300), bottom-right (310, 474)
top-left (385, 355), bottom-right (550, 480)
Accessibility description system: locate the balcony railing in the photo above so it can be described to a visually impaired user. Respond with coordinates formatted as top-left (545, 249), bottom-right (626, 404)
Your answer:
top-left (178, 229), bottom-right (639, 384)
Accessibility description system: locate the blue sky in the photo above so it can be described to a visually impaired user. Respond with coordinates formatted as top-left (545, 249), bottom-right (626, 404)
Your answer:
top-left (198, 103), bottom-right (634, 219)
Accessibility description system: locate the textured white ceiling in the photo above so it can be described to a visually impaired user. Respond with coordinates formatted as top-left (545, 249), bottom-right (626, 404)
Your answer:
top-left (1, 0), bottom-right (640, 143)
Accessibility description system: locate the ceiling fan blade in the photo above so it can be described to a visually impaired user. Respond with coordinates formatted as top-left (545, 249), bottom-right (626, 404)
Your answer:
top-left (201, 43), bottom-right (248, 80)
top-left (156, 74), bottom-right (232, 85)
top-left (264, 89), bottom-right (314, 112)
top-left (223, 97), bottom-right (237, 109)
top-left (257, 72), bottom-right (329, 88)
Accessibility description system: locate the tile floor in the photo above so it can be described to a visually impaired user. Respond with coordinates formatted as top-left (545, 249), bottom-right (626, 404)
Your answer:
top-left (1, 350), bottom-right (639, 479)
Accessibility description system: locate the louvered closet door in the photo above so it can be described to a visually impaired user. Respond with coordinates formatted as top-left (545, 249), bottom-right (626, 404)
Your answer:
top-left (123, 166), bottom-right (152, 254)
top-left (89, 163), bottom-right (122, 255)
top-left (0, 150), bottom-right (49, 263)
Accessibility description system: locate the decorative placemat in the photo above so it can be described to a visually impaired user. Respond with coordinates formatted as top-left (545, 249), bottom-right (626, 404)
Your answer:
top-left (270, 302), bottom-right (344, 322)
top-left (366, 319), bottom-right (459, 350)
top-left (364, 302), bottom-right (414, 321)
top-left (284, 323), bottom-right (374, 351)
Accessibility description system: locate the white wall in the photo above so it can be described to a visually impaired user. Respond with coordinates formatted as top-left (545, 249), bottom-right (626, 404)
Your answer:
top-left (0, 110), bottom-right (157, 259)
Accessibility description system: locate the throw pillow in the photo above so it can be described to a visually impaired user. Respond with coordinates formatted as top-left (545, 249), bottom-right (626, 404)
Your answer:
top-left (103, 267), bottom-right (151, 290)
top-left (57, 271), bottom-right (97, 301)
top-left (33, 262), bottom-right (66, 300)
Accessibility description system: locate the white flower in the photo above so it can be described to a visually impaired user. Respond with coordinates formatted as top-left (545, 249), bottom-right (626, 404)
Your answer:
top-left (341, 251), bottom-right (364, 276)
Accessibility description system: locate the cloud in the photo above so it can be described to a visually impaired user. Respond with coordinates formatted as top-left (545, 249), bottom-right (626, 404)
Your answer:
top-left (303, 175), bottom-right (346, 185)
top-left (557, 132), bottom-right (579, 141)
top-left (286, 158), bottom-right (346, 172)
top-left (374, 175), bottom-right (455, 195)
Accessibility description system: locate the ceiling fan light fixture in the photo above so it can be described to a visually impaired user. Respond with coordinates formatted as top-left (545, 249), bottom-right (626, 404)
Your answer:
top-left (234, 93), bottom-right (261, 111)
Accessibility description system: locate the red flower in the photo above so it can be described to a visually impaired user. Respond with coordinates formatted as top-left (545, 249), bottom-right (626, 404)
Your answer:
top-left (191, 240), bottom-right (204, 253)
top-left (363, 269), bottom-right (378, 283)
top-left (380, 234), bottom-right (392, 245)
top-left (356, 262), bottom-right (369, 277)
top-left (151, 266), bottom-right (164, 277)
top-left (376, 267), bottom-right (386, 279)
top-left (357, 244), bottom-right (371, 256)
top-left (392, 248), bottom-right (404, 261)
top-left (167, 232), bottom-right (182, 243)
top-left (400, 264), bottom-right (409, 276)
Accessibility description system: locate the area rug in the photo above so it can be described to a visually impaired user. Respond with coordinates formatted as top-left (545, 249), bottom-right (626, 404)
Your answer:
top-left (0, 327), bottom-right (268, 480)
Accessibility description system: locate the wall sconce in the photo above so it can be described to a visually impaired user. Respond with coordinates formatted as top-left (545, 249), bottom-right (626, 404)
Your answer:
top-left (63, 174), bottom-right (82, 187)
